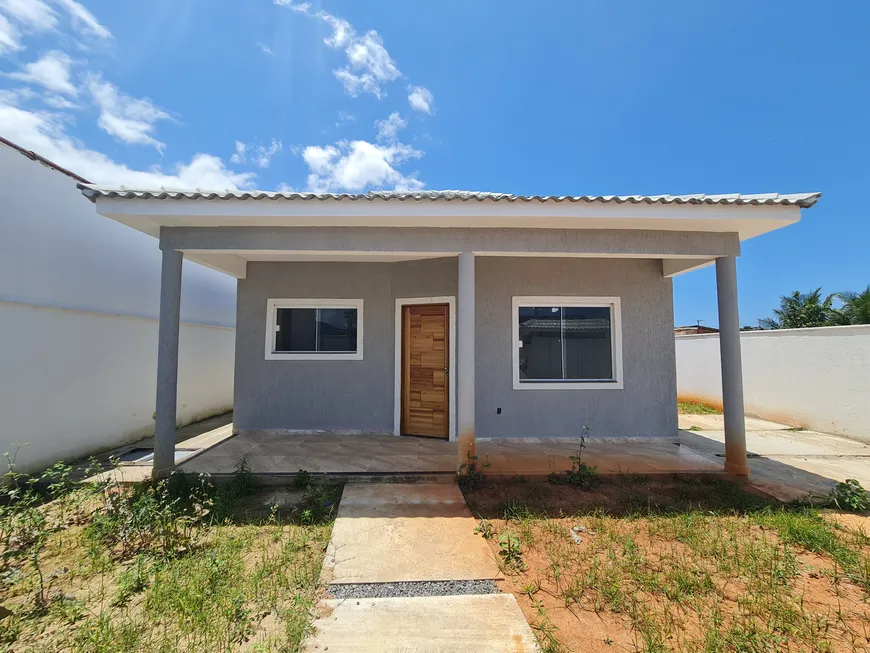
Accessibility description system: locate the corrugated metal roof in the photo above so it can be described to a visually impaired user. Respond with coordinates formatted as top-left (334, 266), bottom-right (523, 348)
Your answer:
top-left (78, 186), bottom-right (822, 208)
top-left (2, 137), bottom-right (92, 184)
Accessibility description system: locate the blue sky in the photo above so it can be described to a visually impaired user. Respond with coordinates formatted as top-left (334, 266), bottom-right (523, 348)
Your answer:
top-left (0, 0), bottom-right (867, 327)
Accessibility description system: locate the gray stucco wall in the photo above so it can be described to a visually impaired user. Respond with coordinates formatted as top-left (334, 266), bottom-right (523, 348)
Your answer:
top-left (476, 257), bottom-right (677, 439)
top-left (233, 257), bottom-right (677, 439)
top-left (234, 259), bottom-right (456, 431)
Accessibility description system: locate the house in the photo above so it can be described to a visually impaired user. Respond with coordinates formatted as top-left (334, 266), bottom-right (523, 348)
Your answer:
top-left (674, 325), bottom-right (720, 336)
top-left (0, 138), bottom-right (237, 474)
top-left (80, 187), bottom-right (821, 478)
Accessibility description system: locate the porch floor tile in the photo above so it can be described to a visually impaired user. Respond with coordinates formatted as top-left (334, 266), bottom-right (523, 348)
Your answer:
top-left (179, 431), bottom-right (722, 476)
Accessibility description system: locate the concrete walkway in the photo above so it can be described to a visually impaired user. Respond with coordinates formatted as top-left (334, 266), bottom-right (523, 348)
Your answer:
top-left (305, 483), bottom-right (539, 652)
top-left (679, 414), bottom-right (870, 501)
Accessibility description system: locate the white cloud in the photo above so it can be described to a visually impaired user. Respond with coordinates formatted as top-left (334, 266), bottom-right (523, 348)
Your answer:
top-left (0, 86), bottom-right (35, 105)
top-left (256, 41), bottom-right (273, 55)
top-left (375, 111), bottom-right (405, 143)
top-left (51, 0), bottom-right (112, 39)
top-left (85, 74), bottom-right (170, 151)
top-left (0, 98), bottom-right (255, 189)
top-left (0, 0), bottom-right (111, 40)
top-left (300, 139), bottom-right (423, 193)
top-left (276, 1), bottom-right (400, 98)
top-left (42, 92), bottom-right (78, 109)
top-left (0, 0), bottom-right (57, 32)
top-left (336, 110), bottom-right (355, 124)
top-left (6, 51), bottom-right (77, 96)
top-left (0, 14), bottom-right (22, 53)
top-left (229, 140), bottom-right (246, 164)
top-left (230, 139), bottom-right (282, 168)
top-left (408, 85), bottom-right (434, 114)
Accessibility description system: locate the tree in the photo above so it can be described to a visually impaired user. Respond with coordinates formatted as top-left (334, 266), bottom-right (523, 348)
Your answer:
top-left (834, 286), bottom-right (870, 325)
top-left (759, 288), bottom-right (836, 329)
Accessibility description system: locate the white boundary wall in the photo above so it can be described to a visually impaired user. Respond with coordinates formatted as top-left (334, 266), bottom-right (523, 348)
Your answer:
top-left (0, 303), bottom-right (234, 472)
top-left (676, 325), bottom-right (870, 442)
top-left (0, 142), bottom-right (236, 473)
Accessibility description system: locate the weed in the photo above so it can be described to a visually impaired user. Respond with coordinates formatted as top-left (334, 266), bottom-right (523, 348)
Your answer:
top-left (529, 598), bottom-right (564, 653)
top-left (85, 472), bottom-right (214, 558)
top-left (0, 451), bottom-right (336, 652)
top-left (295, 485), bottom-right (339, 525)
top-left (828, 479), bottom-right (869, 512)
top-left (498, 531), bottom-right (526, 570)
top-left (458, 451), bottom-right (490, 490)
top-left (677, 399), bottom-right (721, 415)
top-left (112, 554), bottom-right (153, 607)
top-left (293, 468), bottom-right (312, 489)
top-left (474, 518), bottom-right (495, 539)
top-left (548, 425), bottom-right (598, 489)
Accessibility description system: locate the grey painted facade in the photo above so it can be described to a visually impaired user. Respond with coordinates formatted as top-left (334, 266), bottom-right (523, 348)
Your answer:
top-left (162, 226), bottom-right (740, 259)
top-left (234, 256), bottom-right (678, 440)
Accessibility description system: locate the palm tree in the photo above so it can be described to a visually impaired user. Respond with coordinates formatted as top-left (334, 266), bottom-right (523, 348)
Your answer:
top-left (834, 286), bottom-right (870, 325)
top-left (759, 288), bottom-right (836, 329)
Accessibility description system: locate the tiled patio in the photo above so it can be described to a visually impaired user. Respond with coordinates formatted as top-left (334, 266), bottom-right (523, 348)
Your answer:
top-left (179, 430), bottom-right (721, 477)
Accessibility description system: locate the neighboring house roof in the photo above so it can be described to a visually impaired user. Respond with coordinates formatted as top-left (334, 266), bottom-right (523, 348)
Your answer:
top-left (674, 325), bottom-right (720, 335)
top-left (78, 187), bottom-right (822, 208)
top-left (0, 136), bottom-right (91, 184)
top-left (522, 318), bottom-right (611, 332)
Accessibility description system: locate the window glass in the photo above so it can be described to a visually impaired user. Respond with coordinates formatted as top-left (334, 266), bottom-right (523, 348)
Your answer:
top-left (317, 308), bottom-right (358, 352)
top-left (518, 305), bottom-right (614, 382)
top-left (518, 306), bottom-right (562, 380)
top-left (274, 307), bottom-right (358, 353)
top-left (563, 307), bottom-right (612, 380)
top-left (275, 308), bottom-right (316, 352)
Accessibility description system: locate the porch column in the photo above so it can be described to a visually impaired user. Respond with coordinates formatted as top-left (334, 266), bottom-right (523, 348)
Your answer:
top-left (715, 256), bottom-right (749, 477)
top-left (154, 247), bottom-right (184, 478)
top-left (457, 252), bottom-right (476, 468)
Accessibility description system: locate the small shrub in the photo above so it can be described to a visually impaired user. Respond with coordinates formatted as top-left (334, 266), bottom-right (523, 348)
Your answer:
top-left (829, 479), bottom-right (869, 513)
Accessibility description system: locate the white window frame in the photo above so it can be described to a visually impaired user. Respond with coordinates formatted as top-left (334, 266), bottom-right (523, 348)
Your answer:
top-left (265, 298), bottom-right (364, 361)
top-left (511, 296), bottom-right (623, 390)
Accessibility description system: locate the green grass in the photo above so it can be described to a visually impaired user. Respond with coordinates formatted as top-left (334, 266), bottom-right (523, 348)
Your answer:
top-left (677, 399), bottom-right (722, 415)
top-left (0, 465), bottom-right (339, 653)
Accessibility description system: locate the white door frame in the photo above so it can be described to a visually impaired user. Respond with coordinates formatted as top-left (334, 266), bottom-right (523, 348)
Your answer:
top-left (394, 296), bottom-right (457, 441)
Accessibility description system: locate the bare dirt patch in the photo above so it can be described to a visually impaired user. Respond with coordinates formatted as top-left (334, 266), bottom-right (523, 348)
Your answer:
top-left (463, 476), bottom-right (870, 653)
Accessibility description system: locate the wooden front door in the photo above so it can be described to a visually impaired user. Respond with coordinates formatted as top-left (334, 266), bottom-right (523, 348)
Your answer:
top-left (401, 304), bottom-right (449, 438)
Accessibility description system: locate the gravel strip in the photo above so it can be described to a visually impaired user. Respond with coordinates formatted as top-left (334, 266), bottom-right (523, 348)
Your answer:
top-left (327, 580), bottom-right (498, 599)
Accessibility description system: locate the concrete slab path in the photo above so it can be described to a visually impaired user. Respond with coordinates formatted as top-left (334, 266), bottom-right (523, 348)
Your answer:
top-left (306, 595), bottom-right (539, 653)
top-left (322, 483), bottom-right (502, 584)
top-left (306, 483), bottom-right (538, 651)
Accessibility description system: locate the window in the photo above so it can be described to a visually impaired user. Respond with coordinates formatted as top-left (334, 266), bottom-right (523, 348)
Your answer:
top-left (265, 299), bottom-right (363, 360)
top-left (512, 296), bottom-right (623, 390)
